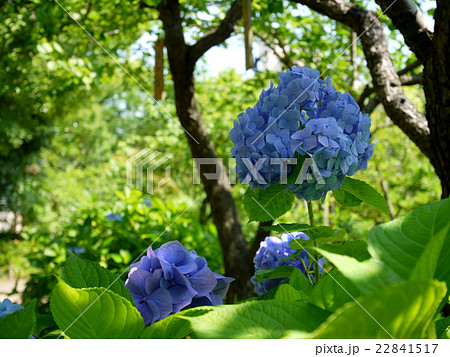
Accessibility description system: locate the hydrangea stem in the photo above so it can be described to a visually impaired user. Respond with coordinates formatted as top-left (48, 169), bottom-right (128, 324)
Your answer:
top-left (307, 201), bottom-right (320, 285)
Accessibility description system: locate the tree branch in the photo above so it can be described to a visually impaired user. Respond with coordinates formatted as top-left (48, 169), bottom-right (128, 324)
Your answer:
top-left (363, 94), bottom-right (382, 115)
top-left (397, 59), bottom-right (421, 76)
top-left (254, 31), bottom-right (294, 69)
top-left (375, 0), bottom-right (433, 63)
top-left (290, 0), bottom-right (432, 159)
top-left (189, 0), bottom-right (243, 63)
top-left (358, 73), bottom-right (423, 108)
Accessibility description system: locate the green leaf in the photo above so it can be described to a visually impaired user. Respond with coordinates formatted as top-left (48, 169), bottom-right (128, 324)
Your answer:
top-left (34, 314), bottom-right (56, 337)
top-left (255, 265), bottom-right (295, 283)
top-left (436, 316), bottom-right (450, 339)
top-left (60, 252), bottom-right (133, 304)
top-left (290, 267), bottom-right (314, 296)
top-left (318, 199), bottom-right (450, 294)
top-left (309, 269), bottom-right (360, 312)
top-left (308, 280), bottom-right (447, 339)
top-left (292, 226), bottom-right (334, 240)
top-left (319, 240), bottom-right (370, 261)
top-left (186, 300), bottom-right (330, 338)
top-left (140, 308), bottom-right (211, 339)
top-left (316, 248), bottom-right (402, 294)
top-left (335, 177), bottom-right (389, 215)
top-left (263, 223), bottom-right (311, 233)
top-left (50, 280), bottom-right (145, 338)
top-left (243, 185), bottom-right (295, 222)
top-left (0, 300), bottom-right (36, 338)
top-left (333, 187), bottom-right (362, 207)
top-left (274, 284), bottom-right (305, 301)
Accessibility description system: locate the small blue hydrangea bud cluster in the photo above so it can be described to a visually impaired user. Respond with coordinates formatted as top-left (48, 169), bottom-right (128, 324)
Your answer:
top-left (125, 241), bottom-right (234, 326)
top-left (0, 298), bottom-right (24, 319)
top-left (230, 66), bottom-right (374, 201)
top-left (105, 213), bottom-right (123, 221)
top-left (251, 232), bottom-right (325, 295)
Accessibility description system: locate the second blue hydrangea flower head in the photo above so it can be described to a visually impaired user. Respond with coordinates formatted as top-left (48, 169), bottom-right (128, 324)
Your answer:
top-left (251, 232), bottom-right (324, 295)
top-left (230, 66), bottom-right (374, 201)
top-left (125, 241), bottom-right (234, 326)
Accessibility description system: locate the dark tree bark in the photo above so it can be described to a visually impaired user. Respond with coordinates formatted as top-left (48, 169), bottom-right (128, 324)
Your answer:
top-left (422, 1), bottom-right (450, 198)
top-left (374, 0), bottom-right (433, 63)
top-left (157, 0), bottom-right (255, 300)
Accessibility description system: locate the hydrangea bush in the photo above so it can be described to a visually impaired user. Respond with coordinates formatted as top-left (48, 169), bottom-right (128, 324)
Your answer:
top-left (125, 241), bottom-right (234, 326)
top-left (230, 66), bottom-right (374, 201)
top-left (251, 232), bottom-right (325, 295)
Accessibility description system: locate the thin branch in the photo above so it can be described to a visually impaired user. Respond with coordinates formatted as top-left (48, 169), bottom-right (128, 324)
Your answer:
top-left (371, 120), bottom-right (394, 135)
top-left (254, 31), bottom-right (294, 69)
top-left (189, 0), bottom-right (243, 63)
top-left (397, 59), bottom-right (421, 76)
top-left (380, 179), bottom-right (396, 220)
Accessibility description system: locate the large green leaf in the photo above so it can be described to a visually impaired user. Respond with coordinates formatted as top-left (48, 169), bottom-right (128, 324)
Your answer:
top-left (334, 177), bottom-right (389, 215)
top-left (285, 280), bottom-right (446, 339)
top-left (274, 284), bottom-right (305, 301)
top-left (311, 280), bottom-right (446, 338)
top-left (0, 300), bottom-right (36, 338)
top-left (140, 309), bottom-right (211, 339)
top-left (185, 300), bottom-right (330, 338)
top-left (309, 269), bottom-right (360, 312)
top-left (319, 240), bottom-right (370, 261)
top-left (318, 199), bottom-right (450, 294)
top-left (60, 252), bottom-right (133, 304)
top-left (243, 185), bottom-right (294, 222)
top-left (50, 280), bottom-right (144, 338)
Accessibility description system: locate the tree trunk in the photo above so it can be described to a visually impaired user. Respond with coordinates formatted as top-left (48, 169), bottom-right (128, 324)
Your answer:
top-left (423, 1), bottom-right (450, 198)
top-left (158, 0), bottom-right (254, 300)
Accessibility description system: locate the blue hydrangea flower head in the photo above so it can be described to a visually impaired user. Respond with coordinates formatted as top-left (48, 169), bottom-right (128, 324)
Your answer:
top-left (126, 240), bottom-right (234, 326)
top-left (251, 232), bottom-right (324, 295)
top-left (105, 213), bottom-right (123, 221)
top-left (0, 298), bottom-right (24, 319)
top-left (67, 247), bottom-right (86, 255)
top-left (230, 67), bottom-right (335, 189)
top-left (230, 66), bottom-right (373, 201)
